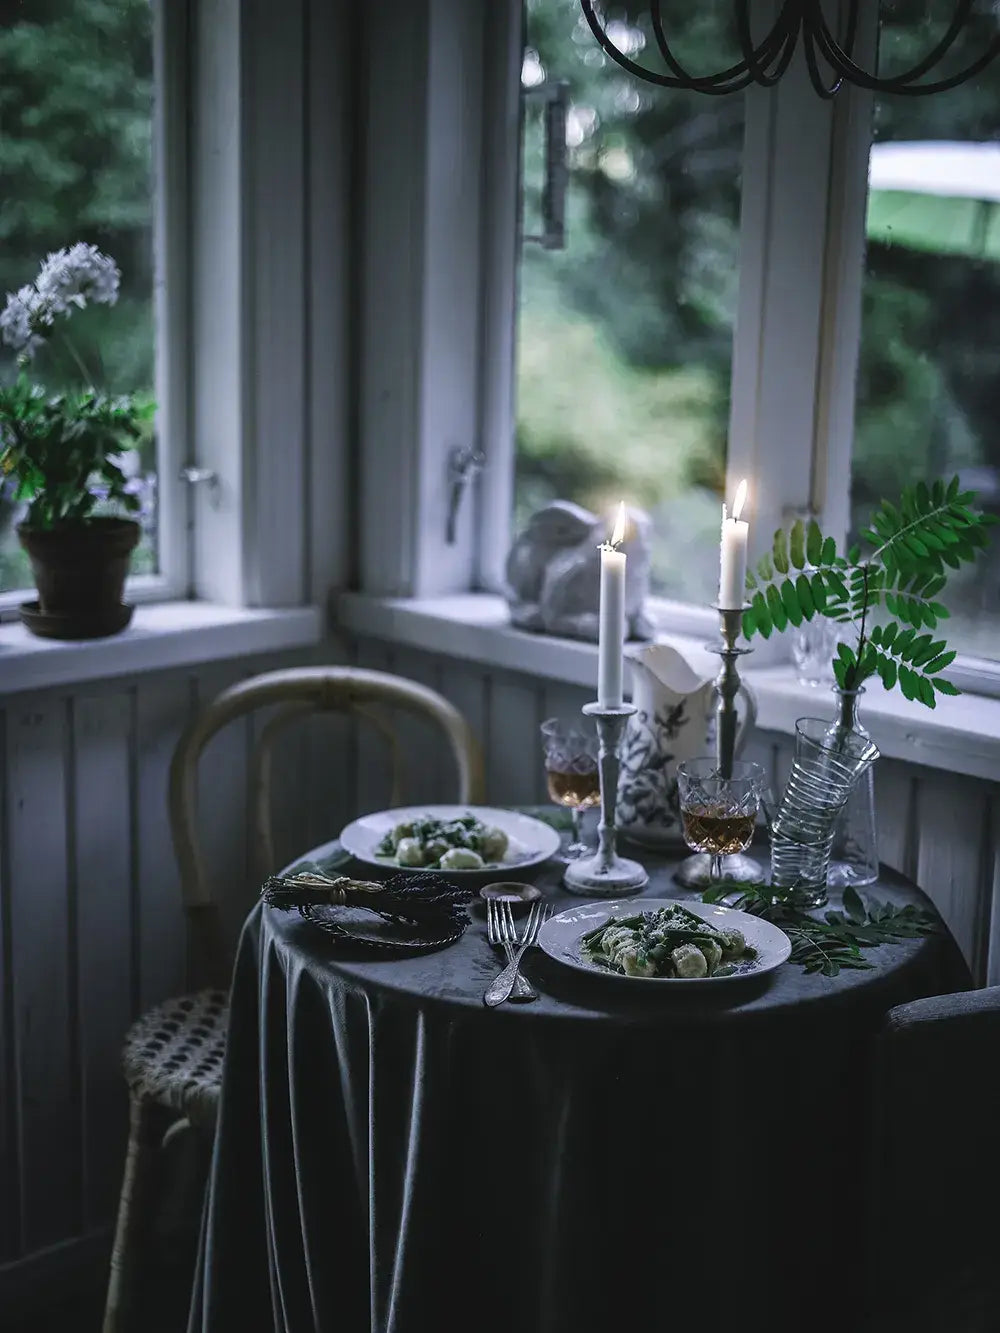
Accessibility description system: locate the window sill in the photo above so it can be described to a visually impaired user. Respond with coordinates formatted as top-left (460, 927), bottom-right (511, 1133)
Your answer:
top-left (0, 601), bottom-right (323, 696)
top-left (337, 592), bottom-right (1000, 784)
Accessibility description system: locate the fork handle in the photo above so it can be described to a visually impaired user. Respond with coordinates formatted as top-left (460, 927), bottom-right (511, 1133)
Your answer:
top-left (502, 943), bottom-right (536, 1001)
top-left (485, 939), bottom-right (533, 1008)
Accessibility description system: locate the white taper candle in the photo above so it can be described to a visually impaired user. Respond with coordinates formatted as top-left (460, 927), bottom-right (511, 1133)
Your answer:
top-left (719, 479), bottom-right (749, 610)
top-left (597, 503), bottom-right (627, 708)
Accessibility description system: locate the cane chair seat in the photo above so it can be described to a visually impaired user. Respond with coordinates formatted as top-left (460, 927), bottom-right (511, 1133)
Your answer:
top-left (121, 989), bottom-right (229, 1130)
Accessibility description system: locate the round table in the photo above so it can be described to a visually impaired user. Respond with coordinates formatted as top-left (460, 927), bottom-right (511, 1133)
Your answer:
top-left (189, 835), bottom-right (970, 1333)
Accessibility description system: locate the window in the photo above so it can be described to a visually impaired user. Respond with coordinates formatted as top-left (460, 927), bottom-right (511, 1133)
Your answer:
top-left (514, 0), bottom-right (744, 605)
top-left (853, 10), bottom-right (1000, 662)
top-left (0, 0), bottom-right (157, 595)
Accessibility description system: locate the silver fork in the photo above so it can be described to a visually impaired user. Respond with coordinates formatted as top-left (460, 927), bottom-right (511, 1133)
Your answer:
top-left (484, 901), bottom-right (550, 1008)
top-left (486, 899), bottom-right (536, 1002)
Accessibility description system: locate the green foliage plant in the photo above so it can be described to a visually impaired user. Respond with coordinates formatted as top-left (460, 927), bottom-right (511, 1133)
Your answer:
top-left (742, 478), bottom-right (997, 708)
top-left (0, 244), bottom-right (153, 529)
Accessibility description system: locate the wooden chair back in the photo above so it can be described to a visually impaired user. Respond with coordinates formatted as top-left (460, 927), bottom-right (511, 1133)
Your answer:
top-left (168, 666), bottom-right (485, 987)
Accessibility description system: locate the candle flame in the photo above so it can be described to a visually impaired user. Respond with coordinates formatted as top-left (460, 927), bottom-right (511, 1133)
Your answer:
top-left (732, 479), bottom-right (748, 522)
top-left (610, 501), bottom-right (627, 548)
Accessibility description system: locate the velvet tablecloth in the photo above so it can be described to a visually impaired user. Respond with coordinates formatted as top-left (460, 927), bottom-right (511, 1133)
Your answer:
top-left (189, 846), bottom-right (969, 1333)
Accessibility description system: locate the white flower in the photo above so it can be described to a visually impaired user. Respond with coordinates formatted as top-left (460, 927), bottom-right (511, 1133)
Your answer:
top-left (0, 284), bottom-right (47, 359)
top-left (35, 243), bottom-right (120, 314)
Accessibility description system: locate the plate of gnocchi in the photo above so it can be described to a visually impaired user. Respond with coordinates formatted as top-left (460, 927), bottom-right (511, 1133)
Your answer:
top-left (338, 805), bottom-right (562, 878)
top-left (538, 899), bottom-right (791, 984)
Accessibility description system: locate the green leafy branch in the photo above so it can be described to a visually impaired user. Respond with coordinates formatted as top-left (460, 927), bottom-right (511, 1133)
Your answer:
top-left (742, 477), bottom-right (996, 707)
top-left (703, 881), bottom-right (939, 976)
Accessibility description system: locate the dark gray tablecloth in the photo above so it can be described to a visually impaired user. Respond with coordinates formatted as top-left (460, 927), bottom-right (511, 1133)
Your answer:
top-left (189, 842), bottom-right (970, 1333)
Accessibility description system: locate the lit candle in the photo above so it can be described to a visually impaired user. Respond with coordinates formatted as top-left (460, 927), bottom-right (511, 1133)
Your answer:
top-left (719, 479), bottom-right (749, 609)
top-left (598, 502), bottom-right (627, 708)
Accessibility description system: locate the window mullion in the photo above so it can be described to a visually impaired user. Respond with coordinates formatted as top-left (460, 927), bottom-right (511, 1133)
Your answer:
top-left (152, 0), bottom-right (193, 599)
top-left (728, 3), bottom-right (875, 578)
top-left (358, 0), bottom-right (491, 599)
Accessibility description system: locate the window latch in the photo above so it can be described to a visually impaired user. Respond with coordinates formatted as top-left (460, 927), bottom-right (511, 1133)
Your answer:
top-left (446, 446), bottom-right (485, 545)
top-left (523, 79), bottom-right (568, 251)
top-left (179, 465), bottom-right (221, 508)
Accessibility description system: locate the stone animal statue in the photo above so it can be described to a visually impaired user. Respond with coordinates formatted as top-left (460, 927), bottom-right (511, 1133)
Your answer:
top-left (505, 500), bottom-right (653, 641)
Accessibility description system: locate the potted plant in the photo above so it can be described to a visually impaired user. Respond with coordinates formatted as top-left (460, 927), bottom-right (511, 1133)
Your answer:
top-left (0, 243), bottom-right (154, 639)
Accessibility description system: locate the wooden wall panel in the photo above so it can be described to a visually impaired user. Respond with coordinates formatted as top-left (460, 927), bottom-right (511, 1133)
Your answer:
top-left (389, 647), bottom-right (449, 805)
top-left (352, 639), bottom-right (395, 817)
top-left (437, 660), bottom-right (489, 802)
top-left (135, 676), bottom-right (193, 1011)
top-left (72, 691), bottom-right (136, 1231)
top-left (485, 674), bottom-right (545, 807)
top-left (874, 759), bottom-right (919, 882)
top-left (0, 705), bottom-right (17, 1264)
top-left (915, 772), bottom-right (993, 975)
top-left (193, 665), bottom-right (254, 962)
top-left (5, 698), bottom-right (80, 1254)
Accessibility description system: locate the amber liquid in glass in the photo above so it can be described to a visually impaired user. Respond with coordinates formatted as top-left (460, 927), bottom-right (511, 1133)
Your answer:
top-left (546, 767), bottom-right (601, 810)
top-left (681, 805), bottom-right (756, 855)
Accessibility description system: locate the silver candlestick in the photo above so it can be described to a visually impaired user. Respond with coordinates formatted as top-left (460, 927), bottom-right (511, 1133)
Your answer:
top-left (564, 702), bottom-right (649, 897)
top-left (674, 605), bottom-right (762, 889)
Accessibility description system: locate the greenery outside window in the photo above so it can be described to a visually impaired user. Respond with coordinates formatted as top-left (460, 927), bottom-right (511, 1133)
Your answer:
top-left (515, 0), bottom-right (744, 606)
top-left (853, 9), bottom-right (1000, 664)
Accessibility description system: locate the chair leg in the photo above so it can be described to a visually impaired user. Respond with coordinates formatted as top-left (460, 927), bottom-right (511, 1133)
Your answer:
top-left (102, 1091), bottom-right (164, 1333)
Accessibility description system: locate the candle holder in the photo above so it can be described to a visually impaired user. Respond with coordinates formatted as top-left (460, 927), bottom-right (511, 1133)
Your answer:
top-left (563, 702), bottom-right (649, 897)
top-left (674, 605), bottom-right (763, 890)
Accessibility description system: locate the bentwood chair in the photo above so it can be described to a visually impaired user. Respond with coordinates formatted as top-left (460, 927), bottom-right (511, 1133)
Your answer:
top-left (102, 666), bottom-right (484, 1332)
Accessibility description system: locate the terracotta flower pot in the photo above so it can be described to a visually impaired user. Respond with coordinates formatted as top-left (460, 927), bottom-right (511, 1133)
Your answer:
top-left (17, 517), bottom-right (141, 640)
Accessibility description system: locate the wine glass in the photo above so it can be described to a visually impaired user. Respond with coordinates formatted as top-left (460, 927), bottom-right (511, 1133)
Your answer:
top-left (540, 717), bottom-right (600, 858)
top-left (676, 758), bottom-right (766, 890)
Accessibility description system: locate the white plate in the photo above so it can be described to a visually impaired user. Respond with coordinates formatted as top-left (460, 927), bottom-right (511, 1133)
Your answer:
top-left (339, 805), bottom-right (562, 878)
top-left (538, 898), bottom-right (791, 985)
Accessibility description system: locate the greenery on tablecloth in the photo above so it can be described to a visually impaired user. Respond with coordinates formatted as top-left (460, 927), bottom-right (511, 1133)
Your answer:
top-left (518, 805), bottom-right (574, 833)
top-left (288, 844), bottom-right (352, 878)
top-left (702, 882), bottom-right (939, 977)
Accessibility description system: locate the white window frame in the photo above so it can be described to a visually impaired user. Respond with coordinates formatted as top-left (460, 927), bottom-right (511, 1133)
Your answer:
top-left (1, 0), bottom-right (350, 632)
top-left (355, 0), bottom-right (1000, 697)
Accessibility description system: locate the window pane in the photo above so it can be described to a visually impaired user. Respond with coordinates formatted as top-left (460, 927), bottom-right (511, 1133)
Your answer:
top-left (0, 0), bottom-right (155, 593)
top-left (853, 10), bottom-right (1000, 660)
top-left (514, 0), bottom-right (744, 604)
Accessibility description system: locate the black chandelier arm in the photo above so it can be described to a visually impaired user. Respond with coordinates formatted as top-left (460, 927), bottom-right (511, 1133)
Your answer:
top-left (580, 0), bottom-right (791, 96)
top-left (579, 0), bottom-right (1000, 98)
top-left (802, 0), bottom-right (861, 99)
top-left (733, 0), bottom-right (800, 89)
top-left (802, 22), bottom-right (843, 100)
top-left (649, 0), bottom-right (792, 92)
top-left (807, 0), bottom-right (997, 95)
top-left (579, 0), bottom-right (710, 90)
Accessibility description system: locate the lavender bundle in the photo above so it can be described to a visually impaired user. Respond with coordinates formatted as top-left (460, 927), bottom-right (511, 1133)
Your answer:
top-left (262, 871), bottom-right (473, 932)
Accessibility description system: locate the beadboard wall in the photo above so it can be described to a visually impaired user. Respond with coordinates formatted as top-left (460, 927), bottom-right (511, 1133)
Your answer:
top-left (1, 635), bottom-right (998, 1289)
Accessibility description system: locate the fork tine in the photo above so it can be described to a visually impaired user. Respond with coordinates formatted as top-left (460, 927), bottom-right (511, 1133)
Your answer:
top-left (486, 897), bottom-right (498, 945)
top-left (523, 900), bottom-right (541, 945)
top-left (502, 900), bottom-right (516, 944)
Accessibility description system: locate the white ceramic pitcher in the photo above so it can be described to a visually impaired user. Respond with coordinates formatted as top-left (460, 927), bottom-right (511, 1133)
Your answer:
top-left (617, 641), bottom-right (756, 849)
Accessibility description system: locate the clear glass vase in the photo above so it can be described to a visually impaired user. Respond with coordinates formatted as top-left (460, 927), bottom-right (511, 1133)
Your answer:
top-left (768, 718), bottom-right (880, 909)
top-left (826, 687), bottom-right (880, 888)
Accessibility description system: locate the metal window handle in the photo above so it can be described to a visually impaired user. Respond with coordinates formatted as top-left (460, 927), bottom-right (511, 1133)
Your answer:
top-left (179, 466), bottom-right (221, 508)
top-left (523, 79), bottom-right (568, 251)
top-left (446, 447), bottom-right (485, 545)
